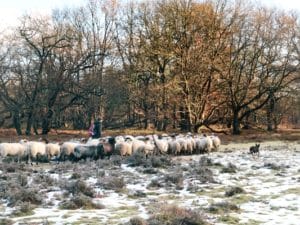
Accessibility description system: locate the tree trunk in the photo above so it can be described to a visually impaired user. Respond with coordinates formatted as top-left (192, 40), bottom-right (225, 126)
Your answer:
top-left (232, 111), bottom-right (241, 135)
top-left (267, 93), bottom-right (275, 132)
top-left (193, 123), bottom-right (202, 133)
top-left (42, 109), bottom-right (53, 135)
top-left (13, 112), bottom-right (22, 135)
top-left (179, 106), bottom-right (191, 132)
top-left (25, 111), bottom-right (33, 135)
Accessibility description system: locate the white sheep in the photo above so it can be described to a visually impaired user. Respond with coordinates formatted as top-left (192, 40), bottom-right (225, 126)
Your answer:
top-left (168, 139), bottom-right (181, 155)
top-left (185, 135), bottom-right (195, 154)
top-left (0, 143), bottom-right (27, 163)
top-left (210, 134), bottom-right (221, 151)
top-left (130, 137), bottom-right (146, 154)
top-left (59, 142), bottom-right (81, 161)
top-left (136, 138), bottom-right (155, 157)
top-left (195, 135), bottom-right (213, 154)
top-left (86, 137), bottom-right (101, 145)
top-left (176, 137), bottom-right (188, 154)
top-left (152, 134), bottom-right (169, 154)
top-left (115, 139), bottom-right (133, 157)
top-left (46, 143), bottom-right (61, 161)
top-left (20, 140), bottom-right (47, 165)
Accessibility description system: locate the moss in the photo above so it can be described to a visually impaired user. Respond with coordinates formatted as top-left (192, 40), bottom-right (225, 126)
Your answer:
top-left (281, 187), bottom-right (300, 195)
top-left (208, 201), bottom-right (240, 214)
top-left (195, 187), bottom-right (225, 198)
top-left (219, 215), bottom-right (240, 224)
top-left (118, 205), bottom-right (139, 211)
top-left (231, 194), bottom-right (255, 205)
top-left (71, 217), bottom-right (106, 225)
top-left (243, 219), bottom-right (263, 225)
top-left (108, 206), bottom-right (139, 220)
top-left (0, 218), bottom-right (14, 225)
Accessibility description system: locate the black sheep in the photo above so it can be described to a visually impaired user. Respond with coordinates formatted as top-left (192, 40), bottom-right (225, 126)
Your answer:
top-left (249, 144), bottom-right (260, 157)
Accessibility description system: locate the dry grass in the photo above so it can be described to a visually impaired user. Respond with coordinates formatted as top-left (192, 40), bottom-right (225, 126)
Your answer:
top-left (1, 128), bottom-right (299, 143)
top-left (147, 204), bottom-right (209, 225)
top-left (59, 194), bottom-right (104, 210)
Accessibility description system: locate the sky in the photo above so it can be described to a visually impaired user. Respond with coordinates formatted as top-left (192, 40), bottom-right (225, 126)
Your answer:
top-left (0, 0), bottom-right (85, 29)
top-left (0, 0), bottom-right (299, 30)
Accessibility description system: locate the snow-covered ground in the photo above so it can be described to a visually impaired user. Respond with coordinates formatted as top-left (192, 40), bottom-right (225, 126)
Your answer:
top-left (0, 140), bottom-right (299, 225)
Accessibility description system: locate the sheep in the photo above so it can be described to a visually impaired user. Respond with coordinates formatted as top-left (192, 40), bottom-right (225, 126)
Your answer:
top-left (152, 134), bottom-right (169, 154)
top-left (185, 135), bottom-right (196, 154)
top-left (131, 138), bottom-right (146, 154)
top-left (0, 142), bottom-right (27, 163)
top-left (176, 137), bottom-right (188, 155)
top-left (210, 134), bottom-right (221, 151)
top-left (249, 144), bottom-right (260, 157)
top-left (98, 137), bottom-right (116, 159)
top-left (46, 143), bottom-right (61, 161)
top-left (39, 138), bottom-right (61, 161)
top-left (136, 137), bottom-right (155, 157)
top-left (73, 144), bottom-right (102, 161)
top-left (115, 135), bottom-right (125, 143)
top-left (168, 138), bottom-right (181, 155)
top-left (59, 142), bottom-right (81, 161)
top-left (194, 134), bottom-right (213, 154)
top-left (115, 139), bottom-right (133, 157)
top-left (195, 137), bottom-right (207, 154)
top-left (86, 137), bottom-right (101, 146)
top-left (20, 140), bottom-right (47, 165)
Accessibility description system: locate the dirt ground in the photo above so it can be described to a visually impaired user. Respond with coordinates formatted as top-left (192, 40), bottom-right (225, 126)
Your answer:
top-left (0, 128), bottom-right (299, 143)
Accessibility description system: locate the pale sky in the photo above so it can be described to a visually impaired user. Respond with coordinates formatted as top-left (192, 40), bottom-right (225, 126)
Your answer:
top-left (0, 0), bottom-right (299, 30)
top-left (0, 0), bottom-right (85, 29)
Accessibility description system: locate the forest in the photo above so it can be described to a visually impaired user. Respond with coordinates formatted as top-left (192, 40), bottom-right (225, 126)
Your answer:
top-left (0, 0), bottom-right (299, 135)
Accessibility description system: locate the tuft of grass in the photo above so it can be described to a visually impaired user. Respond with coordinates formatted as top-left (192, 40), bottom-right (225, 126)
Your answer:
top-left (150, 155), bottom-right (172, 168)
top-left (12, 202), bottom-right (35, 217)
top-left (17, 173), bottom-right (28, 187)
top-left (264, 162), bottom-right (282, 170)
top-left (128, 217), bottom-right (147, 225)
top-left (208, 201), bottom-right (239, 214)
top-left (147, 204), bottom-right (208, 225)
top-left (64, 180), bottom-right (95, 197)
top-left (164, 172), bottom-right (184, 189)
top-left (0, 218), bottom-right (14, 225)
top-left (281, 188), bottom-right (300, 195)
top-left (142, 167), bottom-right (158, 174)
top-left (225, 186), bottom-right (245, 197)
top-left (193, 167), bottom-right (215, 183)
top-left (99, 176), bottom-right (125, 192)
top-left (59, 194), bottom-right (105, 210)
top-left (199, 156), bottom-right (213, 167)
top-left (70, 172), bottom-right (81, 179)
top-left (147, 179), bottom-right (164, 189)
top-left (220, 163), bottom-right (237, 173)
top-left (8, 188), bottom-right (43, 207)
top-left (126, 152), bottom-right (149, 167)
top-left (219, 215), bottom-right (240, 224)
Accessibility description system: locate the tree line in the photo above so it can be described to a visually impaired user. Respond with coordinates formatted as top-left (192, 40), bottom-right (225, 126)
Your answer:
top-left (0, 0), bottom-right (299, 135)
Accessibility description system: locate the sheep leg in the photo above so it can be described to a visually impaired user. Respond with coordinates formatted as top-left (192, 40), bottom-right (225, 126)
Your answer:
top-left (36, 154), bottom-right (39, 165)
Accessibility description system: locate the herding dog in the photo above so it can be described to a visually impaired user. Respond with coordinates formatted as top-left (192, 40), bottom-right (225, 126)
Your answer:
top-left (249, 144), bottom-right (260, 157)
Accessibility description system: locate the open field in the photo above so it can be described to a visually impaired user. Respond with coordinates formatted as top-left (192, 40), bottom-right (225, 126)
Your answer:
top-left (0, 129), bottom-right (299, 224)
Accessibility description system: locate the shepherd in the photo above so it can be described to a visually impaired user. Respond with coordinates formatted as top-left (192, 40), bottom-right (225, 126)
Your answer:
top-left (92, 118), bottom-right (102, 139)
top-left (88, 119), bottom-right (95, 138)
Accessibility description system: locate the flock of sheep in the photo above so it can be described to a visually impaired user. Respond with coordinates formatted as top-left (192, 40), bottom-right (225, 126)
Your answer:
top-left (0, 133), bottom-right (221, 164)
